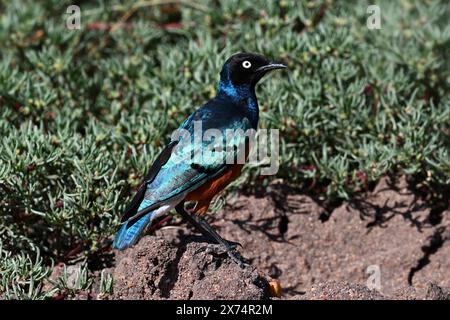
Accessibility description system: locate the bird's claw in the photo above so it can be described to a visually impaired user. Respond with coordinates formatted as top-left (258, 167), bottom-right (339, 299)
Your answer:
top-left (195, 243), bottom-right (227, 255)
top-left (226, 240), bottom-right (243, 249)
top-left (227, 249), bottom-right (248, 269)
top-left (195, 243), bottom-right (248, 268)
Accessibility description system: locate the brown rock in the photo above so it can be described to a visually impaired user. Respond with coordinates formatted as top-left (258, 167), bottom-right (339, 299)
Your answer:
top-left (296, 281), bottom-right (385, 300)
top-left (112, 236), bottom-right (269, 300)
top-left (207, 176), bottom-right (450, 299)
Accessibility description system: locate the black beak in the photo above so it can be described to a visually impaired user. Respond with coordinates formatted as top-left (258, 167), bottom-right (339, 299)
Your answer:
top-left (251, 62), bottom-right (286, 85)
top-left (255, 63), bottom-right (287, 73)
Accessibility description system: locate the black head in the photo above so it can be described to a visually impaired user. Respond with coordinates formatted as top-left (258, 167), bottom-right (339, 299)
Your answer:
top-left (220, 52), bottom-right (286, 88)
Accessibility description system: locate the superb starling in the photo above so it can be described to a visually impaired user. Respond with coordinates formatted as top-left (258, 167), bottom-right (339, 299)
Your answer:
top-left (113, 53), bottom-right (286, 265)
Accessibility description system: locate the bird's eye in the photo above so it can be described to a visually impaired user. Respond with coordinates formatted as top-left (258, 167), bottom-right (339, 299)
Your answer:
top-left (242, 61), bottom-right (252, 69)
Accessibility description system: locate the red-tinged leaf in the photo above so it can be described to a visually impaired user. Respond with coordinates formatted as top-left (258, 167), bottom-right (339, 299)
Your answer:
top-left (55, 199), bottom-right (63, 209)
top-left (160, 22), bottom-right (184, 30)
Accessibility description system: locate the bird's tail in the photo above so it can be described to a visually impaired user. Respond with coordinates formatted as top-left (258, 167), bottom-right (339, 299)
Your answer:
top-left (113, 212), bottom-right (154, 250)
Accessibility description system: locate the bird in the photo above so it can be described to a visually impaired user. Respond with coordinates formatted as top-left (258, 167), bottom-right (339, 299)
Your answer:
top-left (113, 52), bottom-right (286, 265)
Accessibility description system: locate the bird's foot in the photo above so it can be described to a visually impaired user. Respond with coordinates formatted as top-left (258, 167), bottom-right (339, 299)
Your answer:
top-left (195, 243), bottom-right (248, 268)
top-left (225, 239), bottom-right (243, 249)
top-left (226, 249), bottom-right (248, 268)
top-left (195, 243), bottom-right (228, 255)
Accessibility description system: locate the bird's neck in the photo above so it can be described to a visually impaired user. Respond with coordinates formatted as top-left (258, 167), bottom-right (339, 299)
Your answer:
top-left (217, 81), bottom-right (256, 101)
top-left (217, 82), bottom-right (259, 128)
top-left (216, 69), bottom-right (259, 128)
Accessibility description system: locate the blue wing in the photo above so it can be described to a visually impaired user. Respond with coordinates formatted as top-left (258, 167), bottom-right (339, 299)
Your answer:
top-left (113, 96), bottom-right (253, 249)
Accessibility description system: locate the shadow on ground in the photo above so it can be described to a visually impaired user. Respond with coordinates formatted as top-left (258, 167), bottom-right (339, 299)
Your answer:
top-left (69, 175), bottom-right (450, 300)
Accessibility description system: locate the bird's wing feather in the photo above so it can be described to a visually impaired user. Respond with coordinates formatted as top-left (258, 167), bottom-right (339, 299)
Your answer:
top-left (120, 140), bottom-right (178, 223)
top-left (121, 98), bottom-right (252, 226)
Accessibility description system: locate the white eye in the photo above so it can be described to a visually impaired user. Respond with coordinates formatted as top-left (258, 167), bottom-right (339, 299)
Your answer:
top-left (242, 60), bottom-right (251, 69)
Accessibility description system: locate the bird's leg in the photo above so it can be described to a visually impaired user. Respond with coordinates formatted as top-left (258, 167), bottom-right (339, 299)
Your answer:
top-left (175, 202), bottom-right (241, 248)
top-left (175, 202), bottom-right (247, 267)
top-left (145, 215), bottom-right (173, 235)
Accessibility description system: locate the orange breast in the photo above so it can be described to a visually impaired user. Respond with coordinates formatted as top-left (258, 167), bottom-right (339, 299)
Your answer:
top-left (185, 164), bottom-right (244, 216)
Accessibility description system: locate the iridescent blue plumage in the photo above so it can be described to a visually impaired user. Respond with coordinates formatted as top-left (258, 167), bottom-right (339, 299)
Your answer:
top-left (113, 200), bottom-right (155, 250)
top-left (113, 53), bottom-right (285, 250)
